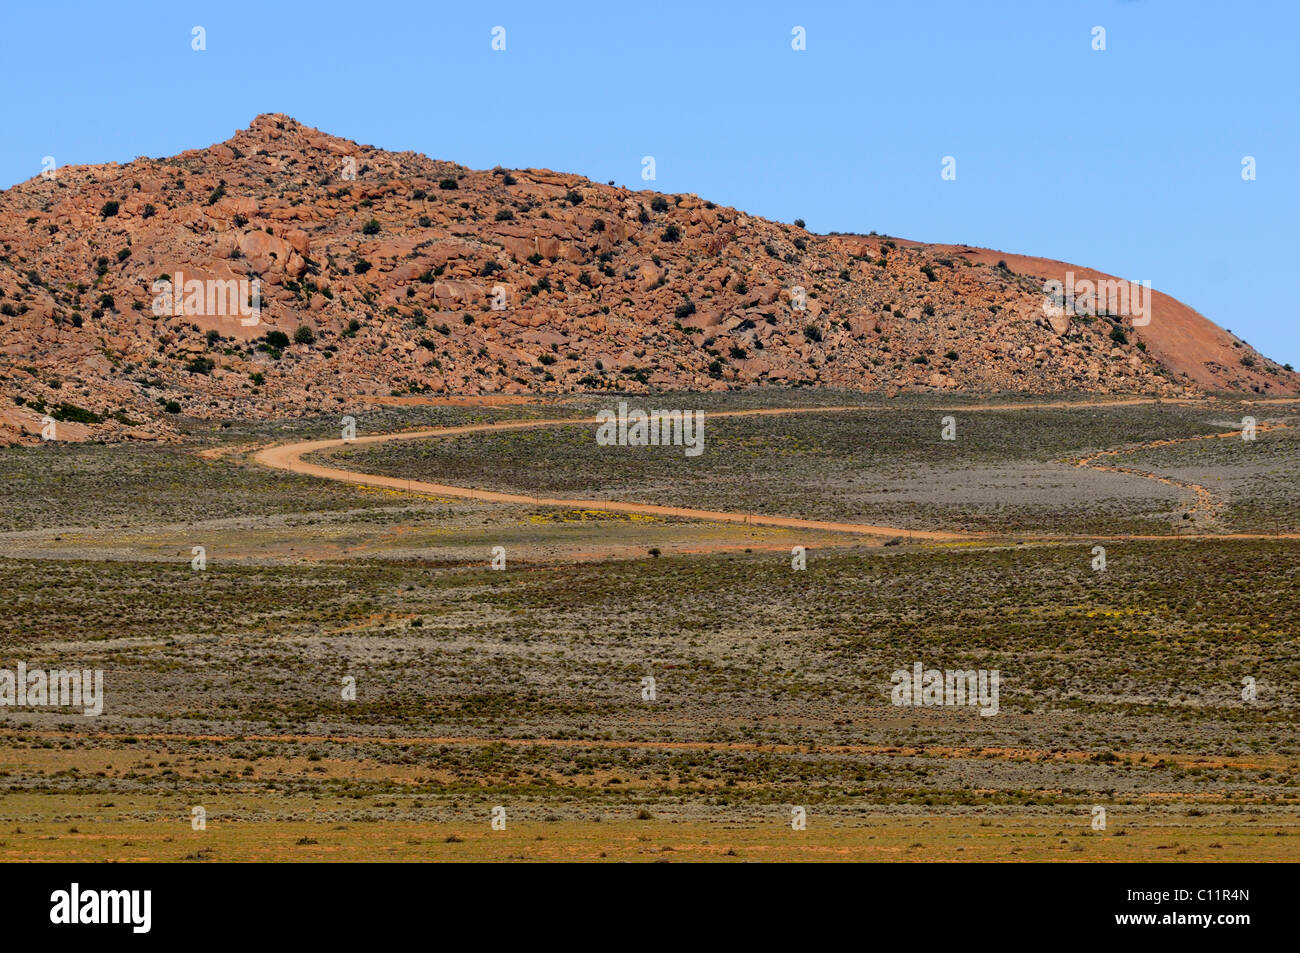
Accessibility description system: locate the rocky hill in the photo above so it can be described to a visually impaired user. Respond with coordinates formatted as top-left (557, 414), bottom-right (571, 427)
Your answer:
top-left (1, 113), bottom-right (1294, 443)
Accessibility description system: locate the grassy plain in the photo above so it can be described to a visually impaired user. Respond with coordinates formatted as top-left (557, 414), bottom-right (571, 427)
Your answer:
top-left (1, 394), bottom-right (1296, 861)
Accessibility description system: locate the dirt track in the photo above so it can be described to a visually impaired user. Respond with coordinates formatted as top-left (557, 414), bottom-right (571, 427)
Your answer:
top-left (1074, 420), bottom-right (1286, 523)
top-left (251, 399), bottom-right (1295, 544)
top-left (254, 406), bottom-right (969, 541)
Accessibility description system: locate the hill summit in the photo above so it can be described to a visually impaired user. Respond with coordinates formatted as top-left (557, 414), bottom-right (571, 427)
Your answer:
top-left (0, 113), bottom-right (1294, 442)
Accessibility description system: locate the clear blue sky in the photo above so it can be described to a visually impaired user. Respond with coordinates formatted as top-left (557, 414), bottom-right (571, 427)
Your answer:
top-left (3, 0), bottom-right (1296, 366)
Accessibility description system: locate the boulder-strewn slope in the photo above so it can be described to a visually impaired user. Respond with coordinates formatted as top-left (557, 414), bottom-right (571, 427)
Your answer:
top-left (1, 114), bottom-right (1294, 442)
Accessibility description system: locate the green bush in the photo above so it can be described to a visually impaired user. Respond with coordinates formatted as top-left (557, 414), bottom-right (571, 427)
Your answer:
top-left (51, 403), bottom-right (102, 424)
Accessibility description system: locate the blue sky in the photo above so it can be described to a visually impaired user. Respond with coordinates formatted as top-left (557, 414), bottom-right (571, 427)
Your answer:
top-left (3, 0), bottom-right (1296, 365)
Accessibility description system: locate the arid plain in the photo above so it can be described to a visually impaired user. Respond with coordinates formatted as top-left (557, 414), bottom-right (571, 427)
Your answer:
top-left (1, 391), bottom-right (1296, 861)
top-left (1, 114), bottom-right (1297, 862)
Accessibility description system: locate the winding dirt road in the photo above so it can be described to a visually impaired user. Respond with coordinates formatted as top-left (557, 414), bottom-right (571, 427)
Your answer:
top-left (1075, 420), bottom-right (1286, 524)
top-left (251, 399), bottom-right (1293, 544)
top-left (254, 406), bottom-right (966, 541)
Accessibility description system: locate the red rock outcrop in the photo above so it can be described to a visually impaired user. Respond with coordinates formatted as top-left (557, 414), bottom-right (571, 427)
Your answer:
top-left (0, 113), bottom-right (1293, 443)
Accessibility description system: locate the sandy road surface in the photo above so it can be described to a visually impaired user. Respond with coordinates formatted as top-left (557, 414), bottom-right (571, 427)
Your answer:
top-left (254, 406), bottom-right (968, 541)
top-left (250, 399), bottom-right (1295, 544)
top-left (1075, 420), bottom-right (1287, 523)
